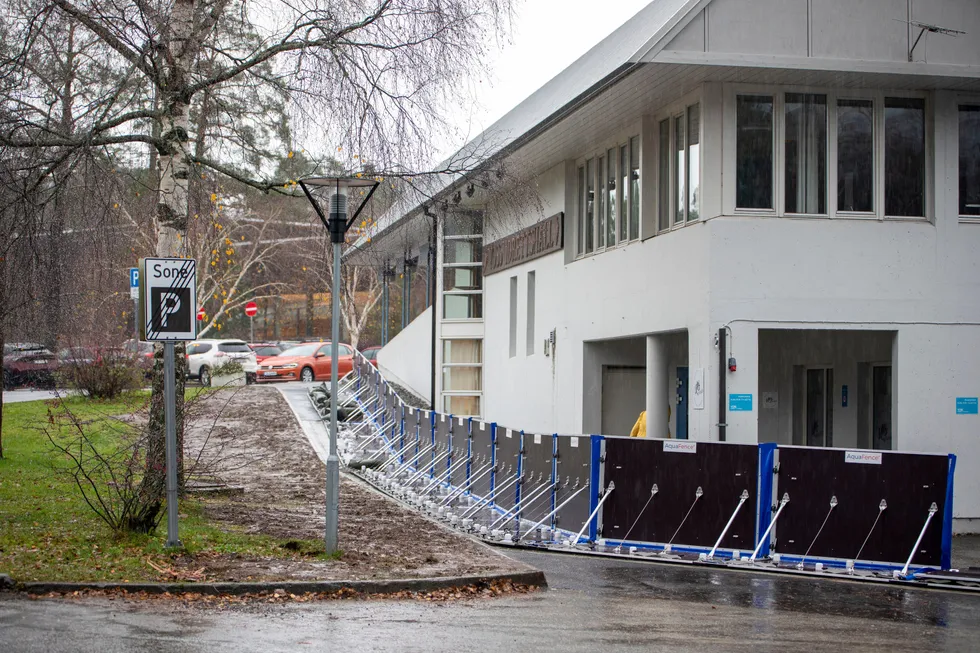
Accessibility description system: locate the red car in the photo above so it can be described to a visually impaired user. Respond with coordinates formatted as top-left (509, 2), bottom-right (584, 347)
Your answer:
top-left (248, 343), bottom-right (283, 364)
top-left (256, 341), bottom-right (355, 383)
top-left (361, 346), bottom-right (381, 367)
top-left (3, 344), bottom-right (58, 389)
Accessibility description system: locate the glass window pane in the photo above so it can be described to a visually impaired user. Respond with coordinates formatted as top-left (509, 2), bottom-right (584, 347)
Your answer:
top-left (577, 166), bottom-right (585, 254)
top-left (959, 105), bottom-right (980, 216)
top-left (597, 156), bottom-right (606, 248)
top-left (736, 95), bottom-right (774, 209)
top-left (443, 394), bottom-right (481, 417)
top-left (620, 145), bottom-right (629, 240)
top-left (675, 114), bottom-right (685, 224)
top-left (442, 266), bottom-right (482, 292)
top-left (444, 239), bottom-right (482, 264)
top-left (607, 148), bottom-right (617, 245)
top-left (837, 99), bottom-right (874, 212)
top-left (443, 367), bottom-right (483, 392)
top-left (629, 136), bottom-right (640, 239)
top-left (659, 119), bottom-right (670, 231)
top-left (585, 158), bottom-right (595, 252)
top-left (785, 94), bottom-right (827, 214)
top-left (884, 97), bottom-right (925, 217)
top-left (443, 293), bottom-right (483, 319)
top-left (688, 103), bottom-right (700, 221)
top-left (443, 339), bottom-right (482, 364)
top-left (444, 213), bottom-right (483, 236)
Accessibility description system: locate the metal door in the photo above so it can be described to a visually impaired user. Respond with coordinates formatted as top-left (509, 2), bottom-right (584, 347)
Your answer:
top-left (675, 367), bottom-right (688, 439)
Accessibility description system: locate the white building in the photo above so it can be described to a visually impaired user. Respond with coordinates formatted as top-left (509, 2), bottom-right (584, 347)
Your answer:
top-left (360, 0), bottom-right (980, 532)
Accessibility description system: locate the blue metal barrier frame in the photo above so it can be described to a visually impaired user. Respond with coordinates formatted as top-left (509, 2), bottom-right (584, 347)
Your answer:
top-left (756, 443), bottom-right (777, 556)
top-left (587, 435), bottom-right (603, 543)
top-left (942, 453), bottom-right (956, 570)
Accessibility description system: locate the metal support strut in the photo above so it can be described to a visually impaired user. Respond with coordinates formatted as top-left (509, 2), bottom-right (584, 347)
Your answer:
top-left (570, 481), bottom-right (615, 545)
top-left (707, 490), bottom-right (750, 560)
top-left (750, 493), bottom-right (790, 562)
top-left (900, 502), bottom-right (939, 578)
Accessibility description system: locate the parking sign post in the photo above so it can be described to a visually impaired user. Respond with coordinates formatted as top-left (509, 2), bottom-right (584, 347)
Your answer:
top-left (139, 257), bottom-right (197, 549)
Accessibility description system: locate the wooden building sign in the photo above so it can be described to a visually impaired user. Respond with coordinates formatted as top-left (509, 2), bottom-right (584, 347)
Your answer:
top-left (483, 213), bottom-right (563, 276)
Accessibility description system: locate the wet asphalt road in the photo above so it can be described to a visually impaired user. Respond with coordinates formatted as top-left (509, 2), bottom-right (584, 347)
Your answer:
top-left (2, 547), bottom-right (980, 652)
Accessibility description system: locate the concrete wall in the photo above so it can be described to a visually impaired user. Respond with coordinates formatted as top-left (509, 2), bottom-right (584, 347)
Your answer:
top-left (663, 0), bottom-right (980, 67)
top-left (377, 306), bottom-right (432, 404)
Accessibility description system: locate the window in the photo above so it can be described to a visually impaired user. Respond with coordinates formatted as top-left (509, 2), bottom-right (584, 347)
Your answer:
top-left (606, 148), bottom-right (617, 245)
top-left (784, 93), bottom-right (827, 214)
top-left (442, 215), bottom-right (483, 320)
top-left (508, 276), bottom-right (517, 358)
top-left (442, 339), bottom-right (482, 417)
top-left (884, 97), bottom-right (925, 217)
top-left (576, 134), bottom-right (641, 257)
top-left (526, 271), bottom-right (535, 356)
top-left (187, 343), bottom-right (212, 355)
top-left (620, 145), bottom-right (629, 241)
top-left (959, 105), bottom-right (980, 216)
top-left (688, 103), bottom-right (700, 221)
top-left (597, 155), bottom-right (606, 248)
top-left (736, 94), bottom-right (774, 210)
top-left (658, 103), bottom-right (700, 228)
top-left (218, 342), bottom-right (251, 353)
top-left (629, 136), bottom-right (640, 239)
top-left (585, 158), bottom-right (595, 253)
top-left (576, 166), bottom-right (585, 255)
top-left (838, 99), bottom-right (874, 213)
top-left (658, 119), bottom-right (670, 232)
top-left (675, 114), bottom-right (685, 225)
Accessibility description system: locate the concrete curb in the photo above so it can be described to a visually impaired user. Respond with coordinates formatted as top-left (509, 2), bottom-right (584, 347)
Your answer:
top-left (9, 570), bottom-right (546, 597)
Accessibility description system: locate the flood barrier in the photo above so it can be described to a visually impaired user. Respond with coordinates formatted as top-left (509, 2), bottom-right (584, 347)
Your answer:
top-left (331, 354), bottom-right (957, 576)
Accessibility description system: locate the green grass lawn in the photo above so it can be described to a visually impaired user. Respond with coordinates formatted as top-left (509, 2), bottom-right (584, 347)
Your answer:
top-left (0, 393), bottom-right (329, 583)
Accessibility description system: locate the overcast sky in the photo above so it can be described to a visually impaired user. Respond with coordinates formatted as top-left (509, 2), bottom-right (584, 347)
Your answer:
top-left (455, 0), bottom-right (651, 145)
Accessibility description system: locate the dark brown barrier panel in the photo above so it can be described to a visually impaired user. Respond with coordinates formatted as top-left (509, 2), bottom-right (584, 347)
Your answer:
top-left (774, 447), bottom-right (948, 566)
top-left (602, 437), bottom-right (758, 549)
top-left (555, 435), bottom-right (592, 534)
top-left (495, 427), bottom-right (521, 512)
top-left (469, 420), bottom-right (494, 500)
top-left (522, 433), bottom-right (554, 525)
top-left (449, 417), bottom-right (469, 488)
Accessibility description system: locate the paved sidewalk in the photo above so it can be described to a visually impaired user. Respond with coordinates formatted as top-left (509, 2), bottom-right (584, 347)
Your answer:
top-left (275, 383), bottom-right (329, 463)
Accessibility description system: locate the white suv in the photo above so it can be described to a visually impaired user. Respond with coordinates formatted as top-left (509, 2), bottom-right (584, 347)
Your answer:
top-left (186, 339), bottom-right (258, 386)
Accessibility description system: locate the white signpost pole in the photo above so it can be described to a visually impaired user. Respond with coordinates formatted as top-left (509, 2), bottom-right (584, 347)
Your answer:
top-left (139, 257), bottom-right (197, 549)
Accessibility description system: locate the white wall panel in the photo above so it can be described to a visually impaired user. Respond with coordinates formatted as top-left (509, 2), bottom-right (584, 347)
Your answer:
top-left (706, 0), bottom-right (808, 57)
top-left (811, 0), bottom-right (908, 63)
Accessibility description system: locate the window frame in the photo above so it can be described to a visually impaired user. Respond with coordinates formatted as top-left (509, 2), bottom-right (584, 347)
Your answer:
top-left (655, 91), bottom-right (704, 232)
top-left (573, 123), bottom-right (642, 260)
top-left (441, 338), bottom-right (484, 417)
top-left (440, 222), bottom-right (484, 323)
top-left (724, 84), bottom-right (931, 222)
top-left (957, 99), bottom-right (980, 222)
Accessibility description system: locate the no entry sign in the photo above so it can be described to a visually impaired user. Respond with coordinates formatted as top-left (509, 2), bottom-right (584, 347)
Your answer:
top-left (244, 301), bottom-right (258, 317)
top-left (139, 257), bottom-right (198, 342)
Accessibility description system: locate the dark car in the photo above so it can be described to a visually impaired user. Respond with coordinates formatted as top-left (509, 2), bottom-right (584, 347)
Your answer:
top-left (248, 343), bottom-right (283, 364)
top-left (3, 345), bottom-right (58, 389)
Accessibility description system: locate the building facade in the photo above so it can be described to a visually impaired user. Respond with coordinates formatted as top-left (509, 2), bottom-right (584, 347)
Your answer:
top-left (366, 0), bottom-right (980, 531)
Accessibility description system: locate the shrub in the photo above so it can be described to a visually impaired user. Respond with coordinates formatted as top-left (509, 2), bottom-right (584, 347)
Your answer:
top-left (60, 349), bottom-right (142, 400)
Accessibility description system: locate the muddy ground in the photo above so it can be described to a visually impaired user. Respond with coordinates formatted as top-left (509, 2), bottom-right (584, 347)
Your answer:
top-left (181, 385), bottom-right (527, 582)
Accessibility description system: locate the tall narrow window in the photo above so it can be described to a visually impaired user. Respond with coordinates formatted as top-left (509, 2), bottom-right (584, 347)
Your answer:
top-left (576, 166), bottom-right (585, 255)
top-left (688, 103), bottom-right (700, 221)
top-left (837, 99), bottom-right (874, 213)
top-left (959, 105), bottom-right (980, 216)
top-left (658, 119), bottom-right (670, 231)
top-left (597, 156), bottom-right (606, 248)
top-left (736, 95), bottom-right (774, 210)
top-left (884, 97), bottom-right (925, 217)
top-left (784, 94), bottom-right (827, 214)
top-left (585, 158), bottom-right (595, 252)
top-left (526, 272), bottom-right (535, 356)
top-left (629, 136), bottom-right (640, 239)
top-left (620, 145), bottom-right (629, 241)
top-left (508, 276), bottom-right (517, 358)
top-left (606, 148), bottom-right (617, 245)
top-left (674, 114), bottom-right (685, 224)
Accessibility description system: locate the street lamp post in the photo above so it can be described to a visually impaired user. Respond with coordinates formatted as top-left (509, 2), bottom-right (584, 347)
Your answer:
top-left (299, 175), bottom-right (379, 554)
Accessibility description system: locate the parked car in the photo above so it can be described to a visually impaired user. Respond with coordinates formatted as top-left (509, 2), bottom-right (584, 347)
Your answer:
top-left (256, 341), bottom-right (355, 383)
top-left (3, 344), bottom-right (58, 389)
top-left (248, 343), bottom-right (283, 364)
top-left (123, 339), bottom-right (156, 378)
top-left (186, 339), bottom-right (258, 386)
top-left (361, 346), bottom-right (381, 367)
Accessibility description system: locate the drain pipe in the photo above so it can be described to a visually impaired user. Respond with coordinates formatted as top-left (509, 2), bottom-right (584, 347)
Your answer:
top-left (718, 327), bottom-right (727, 442)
